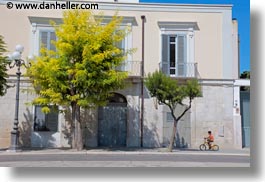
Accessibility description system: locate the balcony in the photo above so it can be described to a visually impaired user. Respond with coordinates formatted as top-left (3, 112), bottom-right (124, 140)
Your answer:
top-left (116, 60), bottom-right (141, 77)
top-left (159, 62), bottom-right (199, 78)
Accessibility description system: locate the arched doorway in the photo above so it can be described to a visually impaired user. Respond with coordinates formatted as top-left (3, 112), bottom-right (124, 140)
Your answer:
top-left (98, 93), bottom-right (127, 147)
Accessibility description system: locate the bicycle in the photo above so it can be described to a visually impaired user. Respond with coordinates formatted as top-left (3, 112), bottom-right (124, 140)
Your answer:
top-left (199, 138), bottom-right (219, 151)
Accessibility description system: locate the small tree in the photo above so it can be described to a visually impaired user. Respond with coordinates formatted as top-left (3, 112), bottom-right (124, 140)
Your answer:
top-left (27, 10), bottom-right (132, 150)
top-left (145, 71), bottom-right (202, 152)
top-left (240, 71), bottom-right (250, 79)
top-left (0, 35), bottom-right (9, 96)
top-left (240, 71), bottom-right (250, 91)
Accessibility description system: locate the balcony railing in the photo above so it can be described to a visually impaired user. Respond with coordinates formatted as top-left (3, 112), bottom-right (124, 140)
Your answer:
top-left (159, 62), bottom-right (199, 78)
top-left (116, 60), bottom-right (141, 77)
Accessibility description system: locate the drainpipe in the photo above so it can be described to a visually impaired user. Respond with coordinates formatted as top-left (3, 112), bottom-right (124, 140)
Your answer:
top-left (140, 15), bottom-right (145, 148)
top-left (238, 34), bottom-right (240, 79)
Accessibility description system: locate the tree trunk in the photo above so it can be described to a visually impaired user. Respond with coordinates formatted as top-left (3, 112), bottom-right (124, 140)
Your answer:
top-left (167, 100), bottom-right (192, 152)
top-left (168, 120), bottom-right (177, 152)
top-left (71, 103), bottom-right (76, 149)
top-left (71, 102), bottom-right (83, 150)
top-left (75, 105), bottom-right (83, 151)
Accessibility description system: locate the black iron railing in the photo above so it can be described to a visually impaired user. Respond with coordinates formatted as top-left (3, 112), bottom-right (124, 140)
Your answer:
top-left (159, 62), bottom-right (199, 78)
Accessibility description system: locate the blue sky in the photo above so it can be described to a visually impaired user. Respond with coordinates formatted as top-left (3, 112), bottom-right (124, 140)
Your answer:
top-left (140, 0), bottom-right (250, 73)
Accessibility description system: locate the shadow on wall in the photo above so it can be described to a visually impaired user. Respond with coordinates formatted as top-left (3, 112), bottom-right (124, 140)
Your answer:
top-left (19, 108), bottom-right (33, 148)
top-left (143, 123), bottom-right (160, 148)
top-left (163, 132), bottom-right (188, 149)
top-left (62, 107), bottom-right (73, 148)
top-left (62, 107), bottom-right (97, 148)
top-left (127, 101), bottom-right (140, 147)
top-left (31, 132), bottom-right (57, 148)
top-left (141, 85), bottom-right (161, 147)
top-left (19, 107), bottom-right (59, 148)
top-left (81, 108), bottom-right (97, 148)
top-left (176, 132), bottom-right (188, 148)
top-left (142, 85), bottom-right (189, 149)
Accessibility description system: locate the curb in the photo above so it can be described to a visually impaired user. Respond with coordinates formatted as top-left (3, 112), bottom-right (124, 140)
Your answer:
top-left (0, 150), bottom-right (250, 157)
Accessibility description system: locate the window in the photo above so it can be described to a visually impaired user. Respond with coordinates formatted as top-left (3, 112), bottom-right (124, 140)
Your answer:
top-left (162, 34), bottom-right (187, 77)
top-left (115, 38), bottom-right (126, 71)
top-left (115, 36), bottom-right (126, 54)
top-left (30, 16), bottom-right (134, 59)
top-left (30, 24), bottom-right (57, 56)
top-left (114, 26), bottom-right (132, 72)
top-left (34, 106), bottom-right (59, 132)
top-left (39, 30), bottom-right (56, 54)
top-left (166, 112), bottom-right (174, 122)
top-left (159, 22), bottom-right (199, 77)
top-left (30, 17), bottom-right (61, 56)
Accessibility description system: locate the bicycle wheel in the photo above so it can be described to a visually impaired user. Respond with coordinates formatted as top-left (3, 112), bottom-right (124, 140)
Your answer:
top-left (212, 145), bottom-right (219, 151)
top-left (199, 144), bottom-right (207, 151)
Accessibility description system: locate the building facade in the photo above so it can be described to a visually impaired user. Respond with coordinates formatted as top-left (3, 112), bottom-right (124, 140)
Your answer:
top-left (0, 0), bottom-right (246, 149)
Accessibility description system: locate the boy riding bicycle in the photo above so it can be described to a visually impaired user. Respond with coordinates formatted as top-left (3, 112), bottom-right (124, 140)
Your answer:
top-left (206, 131), bottom-right (214, 149)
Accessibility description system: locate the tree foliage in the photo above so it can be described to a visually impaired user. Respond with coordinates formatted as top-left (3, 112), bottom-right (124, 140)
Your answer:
top-left (145, 71), bottom-right (202, 151)
top-left (27, 10), bottom-right (133, 150)
top-left (240, 71), bottom-right (250, 79)
top-left (240, 71), bottom-right (250, 91)
top-left (0, 35), bottom-right (8, 96)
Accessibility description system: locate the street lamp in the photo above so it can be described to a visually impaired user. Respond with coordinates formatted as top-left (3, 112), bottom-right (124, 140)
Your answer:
top-left (7, 44), bottom-right (30, 152)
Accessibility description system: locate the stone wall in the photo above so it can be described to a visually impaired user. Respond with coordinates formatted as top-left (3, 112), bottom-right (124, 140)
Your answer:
top-left (160, 80), bottom-right (237, 150)
top-left (0, 78), bottom-right (240, 150)
top-left (191, 81), bottom-right (235, 149)
top-left (162, 105), bottom-right (191, 148)
top-left (0, 77), bottom-right (34, 148)
top-left (0, 77), bottom-right (68, 149)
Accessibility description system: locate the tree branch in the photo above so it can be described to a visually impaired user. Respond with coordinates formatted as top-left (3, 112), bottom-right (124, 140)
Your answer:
top-left (175, 97), bottom-right (192, 123)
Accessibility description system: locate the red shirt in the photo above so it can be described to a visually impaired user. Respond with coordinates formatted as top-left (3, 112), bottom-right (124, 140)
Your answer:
top-left (208, 134), bottom-right (214, 142)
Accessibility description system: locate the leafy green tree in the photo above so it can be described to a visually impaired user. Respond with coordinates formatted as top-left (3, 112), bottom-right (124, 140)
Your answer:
top-left (27, 10), bottom-right (132, 150)
top-left (240, 71), bottom-right (250, 79)
top-left (145, 71), bottom-right (202, 152)
top-left (240, 71), bottom-right (250, 91)
top-left (0, 35), bottom-right (8, 96)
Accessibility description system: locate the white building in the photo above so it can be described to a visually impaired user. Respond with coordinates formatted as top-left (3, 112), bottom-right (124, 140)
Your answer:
top-left (0, 0), bottom-right (249, 149)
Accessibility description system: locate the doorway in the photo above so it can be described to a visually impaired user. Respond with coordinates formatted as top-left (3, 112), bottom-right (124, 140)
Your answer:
top-left (98, 93), bottom-right (127, 147)
top-left (240, 91), bottom-right (250, 148)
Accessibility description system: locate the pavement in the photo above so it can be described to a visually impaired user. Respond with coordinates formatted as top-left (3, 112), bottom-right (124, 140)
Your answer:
top-left (0, 147), bottom-right (250, 156)
top-left (0, 147), bottom-right (250, 167)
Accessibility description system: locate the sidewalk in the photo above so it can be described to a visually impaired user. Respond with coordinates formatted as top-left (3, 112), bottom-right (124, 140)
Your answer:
top-left (0, 147), bottom-right (250, 167)
top-left (0, 147), bottom-right (250, 156)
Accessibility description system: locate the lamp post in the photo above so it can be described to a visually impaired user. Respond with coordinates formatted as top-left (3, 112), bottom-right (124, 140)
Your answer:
top-left (7, 45), bottom-right (30, 152)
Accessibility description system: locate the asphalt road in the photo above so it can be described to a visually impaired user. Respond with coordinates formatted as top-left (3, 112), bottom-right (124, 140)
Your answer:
top-left (0, 153), bottom-right (250, 167)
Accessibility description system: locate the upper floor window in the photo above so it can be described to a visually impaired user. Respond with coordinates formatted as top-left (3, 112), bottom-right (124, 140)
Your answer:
top-left (31, 23), bottom-right (57, 56)
top-left (30, 19), bottom-right (132, 58)
top-left (39, 30), bottom-right (56, 53)
top-left (30, 16), bottom-right (136, 74)
top-left (158, 22), bottom-right (199, 78)
top-left (162, 34), bottom-right (187, 76)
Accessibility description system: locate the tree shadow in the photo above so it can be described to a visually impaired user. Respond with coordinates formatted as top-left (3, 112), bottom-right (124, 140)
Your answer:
top-left (19, 107), bottom-right (33, 148)
top-left (30, 131), bottom-right (57, 148)
top-left (81, 108), bottom-right (98, 148)
top-left (19, 107), bottom-right (59, 149)
top-left (162, 127), bottom-right (189, 149)
top-left (85, 147), bottom-right (157, 152)
top-left (0, 148), bottom-right (8, 151)
top-left (175, 133), bottom-right (188, 148)
top-left (61, 107), bottom-right (73, 148)
top-left (62, 106), bottom-right (98, 148)
top-left (143, 122), bottom-right (161, 148)
top-left (162, 131), bottom-right (189, 149)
